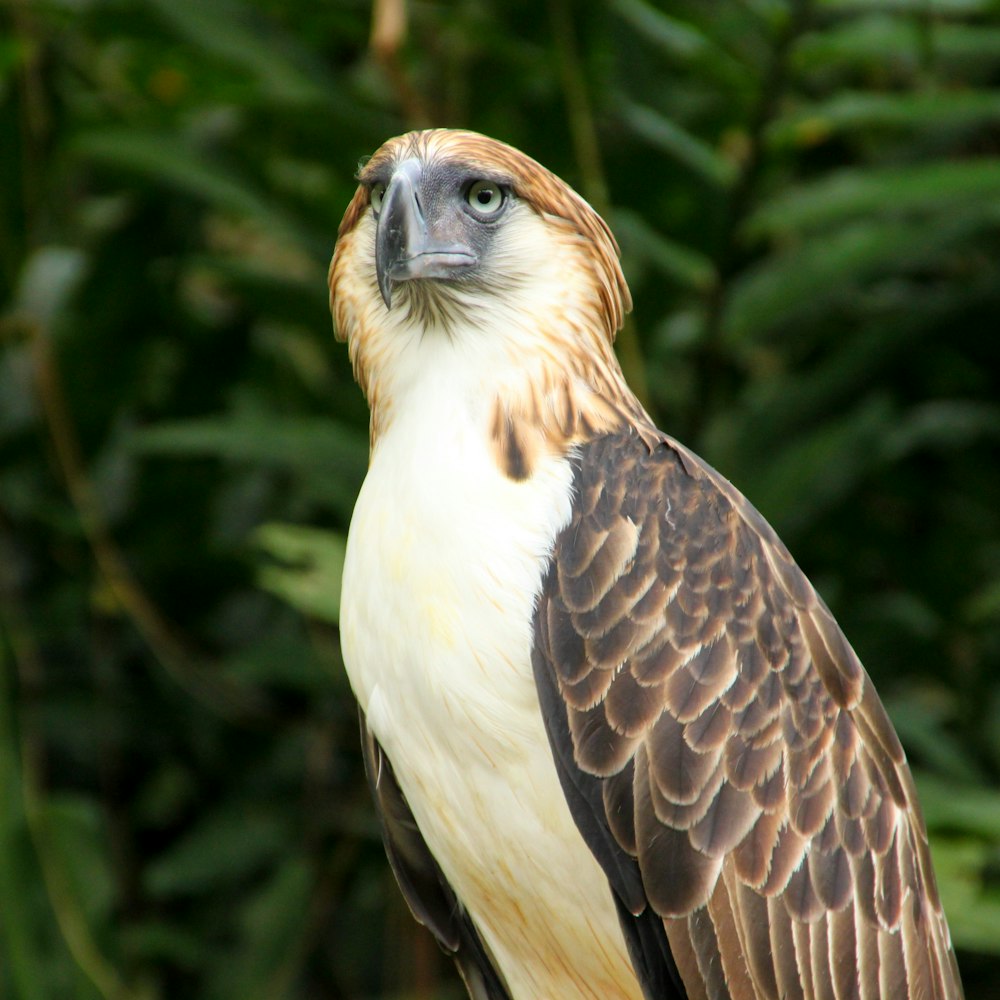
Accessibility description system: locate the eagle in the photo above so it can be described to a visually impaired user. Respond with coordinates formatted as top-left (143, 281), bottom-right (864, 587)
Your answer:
top-left (329, 129), bottom-right (964, 1000)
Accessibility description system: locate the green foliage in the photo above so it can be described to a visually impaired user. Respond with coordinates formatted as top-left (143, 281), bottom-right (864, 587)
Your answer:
top-left (255, 523), bottom-right (347, 624)
top-left (1, 0), bottom-right (999, 996)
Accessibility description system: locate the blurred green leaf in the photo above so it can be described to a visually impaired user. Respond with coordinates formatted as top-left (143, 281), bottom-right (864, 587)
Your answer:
top-left (747, 159), bottom-right (1000, 237)
top-left (145, 0), bottom-right (330, 106)
top-left (216, 857), bottom-right (312, 1000)
top-left (40, 796), bottom-right (116, 928)
top-left (612, 0), bottom-right (712, 58)
top-left (255, 523), bottom-right (346, 624)
top-left (128, 415), bottom-right (366, 520)
top-left (818, 0), bottom-right (993, 11)
top-left (615, 208), bottom-right (716, 291)
top-left (888, 696), bottom-right (985, 784)
top-left (221, 631), bottom-right (336, 691)
top-left (917, 773), bottom-right (1000, 841)
top-left (794, 15), bottom-right (921, 69)
top-left (725, 209), bottom-right (1000, 340)
top-left (622, 102), bottom-right (737, 187)
top-left (14, 247), bottom-right (87, 327)
top-left (73, 130), bottom-right (294, 236)
top-left (928, 839), bottom-right (1000, 955)
top-left (725, 394), bottom-right (893, 536)
top-left (884, 401), bottom-right (1000, 459)
top-left (610, 0), bottom-right (751, 87)
top-left (145, 808), bottom-right (290, 897)
top-left (964, 579), bottom-right (1000, 625)
top-left (0, 36), bottom-right (26, 82)
top-left (795, 17), bottom-right (1000, 71)
top-left (119, 920), bottom-right (207, 970)
top-left (127, 415), bottom-right (367, 474)
top-left (768, 90), bottom-right (1000, 147)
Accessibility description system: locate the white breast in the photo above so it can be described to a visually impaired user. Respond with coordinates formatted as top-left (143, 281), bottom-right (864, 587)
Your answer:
top-left (339, 338), bottom-right (643, 1000)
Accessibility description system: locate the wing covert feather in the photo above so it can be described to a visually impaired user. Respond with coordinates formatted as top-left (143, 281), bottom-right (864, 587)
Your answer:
top-left (531, 430), bottom-right (963, 1000)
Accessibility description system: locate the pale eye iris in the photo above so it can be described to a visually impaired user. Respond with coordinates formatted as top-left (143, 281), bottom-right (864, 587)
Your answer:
top-left (370, 182), bottom-right (386, 213)
top-left (466, 180), bottom-right (504, 215)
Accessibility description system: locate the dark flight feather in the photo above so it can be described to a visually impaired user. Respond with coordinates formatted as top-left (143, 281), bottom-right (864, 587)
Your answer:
top-left (360, 712), bottom-right (512, 1000)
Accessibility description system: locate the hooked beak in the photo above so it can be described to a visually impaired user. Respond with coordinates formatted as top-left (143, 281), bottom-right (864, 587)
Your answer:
top-left (375, 160), bottom-right (477, 309)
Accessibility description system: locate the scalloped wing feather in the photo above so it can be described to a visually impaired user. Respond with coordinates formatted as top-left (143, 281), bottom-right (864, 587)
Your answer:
top-left (533, 430), bottom-right (964, 1000)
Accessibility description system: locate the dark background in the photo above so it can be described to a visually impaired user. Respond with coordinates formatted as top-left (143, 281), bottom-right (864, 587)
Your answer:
top-left (1, 0), bottom-right (999, 997)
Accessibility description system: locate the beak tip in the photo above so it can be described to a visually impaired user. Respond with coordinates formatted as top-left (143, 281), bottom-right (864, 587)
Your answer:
top-left (376, 260), bottom-right (394, 309)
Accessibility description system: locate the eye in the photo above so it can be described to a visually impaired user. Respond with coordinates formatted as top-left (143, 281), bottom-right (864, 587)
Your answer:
top-left (370, 182), bottom-right (386, 213)
top-left (465, 180), bottom-right (505, 216)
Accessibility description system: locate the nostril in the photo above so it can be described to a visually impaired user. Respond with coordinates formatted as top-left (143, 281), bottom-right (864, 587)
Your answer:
top-left (410, 189), bottom-right (427, 227)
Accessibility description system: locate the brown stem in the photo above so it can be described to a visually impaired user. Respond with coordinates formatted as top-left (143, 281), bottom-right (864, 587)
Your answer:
top-left (370, 0), bottom-right (431, 128)
top-left (548, 0), bottom-right (652, 412)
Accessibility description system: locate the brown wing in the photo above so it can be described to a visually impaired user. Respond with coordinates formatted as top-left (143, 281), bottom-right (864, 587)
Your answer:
top-left (531, 430), bottom-right (964, 1000)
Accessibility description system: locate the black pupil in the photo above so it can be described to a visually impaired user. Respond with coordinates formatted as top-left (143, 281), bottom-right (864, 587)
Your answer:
top-left (477, 187), bottom-right (494, 205)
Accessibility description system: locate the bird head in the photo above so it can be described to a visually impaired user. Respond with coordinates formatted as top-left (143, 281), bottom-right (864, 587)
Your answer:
top-left (329, 130), bottom-right (641, 460)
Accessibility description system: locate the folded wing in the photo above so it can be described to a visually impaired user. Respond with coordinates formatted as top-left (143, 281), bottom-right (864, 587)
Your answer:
top-left (532, 430), bottom-right (963, 1000)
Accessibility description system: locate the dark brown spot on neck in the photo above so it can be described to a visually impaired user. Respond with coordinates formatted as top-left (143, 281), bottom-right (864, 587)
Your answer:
top-left (503, 423), bottom-right (530, 481)
top-left (490, 404), bottom-right (534, 481)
